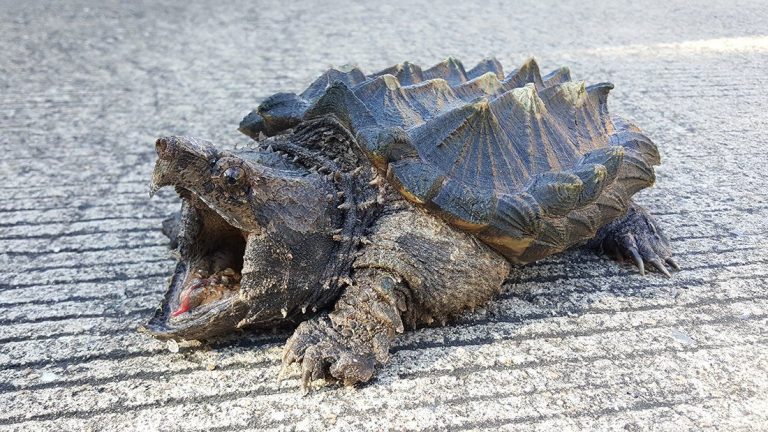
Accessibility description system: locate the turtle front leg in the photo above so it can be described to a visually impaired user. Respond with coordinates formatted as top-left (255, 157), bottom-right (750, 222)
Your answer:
top-left (587, 201), bottom-right (679, 276)
top-left (282, 268), bottom-right (405, 392)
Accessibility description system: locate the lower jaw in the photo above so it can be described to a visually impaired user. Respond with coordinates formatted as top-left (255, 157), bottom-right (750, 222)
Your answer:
top-left (140, 259), bottom-right (250, 341)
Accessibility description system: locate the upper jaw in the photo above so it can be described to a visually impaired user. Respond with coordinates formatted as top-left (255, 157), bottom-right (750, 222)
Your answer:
top-left (149, 136), bottom-right (219, 198)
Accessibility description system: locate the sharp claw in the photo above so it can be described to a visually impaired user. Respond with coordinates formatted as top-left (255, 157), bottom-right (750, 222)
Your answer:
top-left (649, 258), bottom-right (672, 277)
top-left (277, 362), bottom-right (291, 382)
top-left (665, 257), bottom-right (680, 270)
top-left (282, 344), bottom-right (295, 365)
top-left (301, 367), bottom-right (313, 395)
top-left (283, 331), bottom-right (311, 365)
top-left (628, 247), bottom-right (645, 275)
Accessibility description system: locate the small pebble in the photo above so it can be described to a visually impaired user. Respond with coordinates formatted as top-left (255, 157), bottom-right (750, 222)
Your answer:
top-left (324, 414), bottom-right (337, 425)
top-left (39, 372), bottom-right (60, 383)
top-left (166, 339), bottom-right (180, 353)
top-left (670, 329), bottom-right (695, 345)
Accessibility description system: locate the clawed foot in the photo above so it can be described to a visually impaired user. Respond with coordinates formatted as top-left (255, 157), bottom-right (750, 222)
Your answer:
top-left (590, 203), bottom-right (679, 277)
top-left (281, 270), bottom-right (403, 393)
top-left (282, 316), bottom-right (378, 393)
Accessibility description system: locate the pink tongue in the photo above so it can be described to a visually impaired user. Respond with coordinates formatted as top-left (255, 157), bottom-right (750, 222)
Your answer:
top-left (171, 293), bottom-right (192, 317)
top-left (171, 278), bottom-right (205, 317)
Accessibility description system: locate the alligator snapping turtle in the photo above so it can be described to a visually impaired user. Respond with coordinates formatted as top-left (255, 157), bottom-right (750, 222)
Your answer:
top-left (142, 57), bottom-right (677, 391)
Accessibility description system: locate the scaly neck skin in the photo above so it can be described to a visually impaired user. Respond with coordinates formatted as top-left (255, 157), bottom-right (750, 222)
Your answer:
top-left (243, 136), bottom-right (385, 322)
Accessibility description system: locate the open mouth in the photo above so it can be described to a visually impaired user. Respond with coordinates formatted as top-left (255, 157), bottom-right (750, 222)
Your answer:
top-left (142, 190), bottom-right (253, 340)
top-left (168, 194), bottom-right (248, 319)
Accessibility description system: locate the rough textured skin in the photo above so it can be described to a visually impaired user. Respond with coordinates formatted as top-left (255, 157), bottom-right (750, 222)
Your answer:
top-left (352, 205), bottom-right (510, 328)
top-left (145, 57), bottom-right (677, 391)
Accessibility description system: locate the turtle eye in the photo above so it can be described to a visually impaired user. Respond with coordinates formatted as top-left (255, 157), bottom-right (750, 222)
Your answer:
top-left (223, 166), bottom-right (244, 186)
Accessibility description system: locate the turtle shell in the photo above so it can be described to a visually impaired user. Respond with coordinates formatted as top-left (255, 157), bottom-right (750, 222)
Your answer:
top-left (239, 58), bottom-right (660, 264)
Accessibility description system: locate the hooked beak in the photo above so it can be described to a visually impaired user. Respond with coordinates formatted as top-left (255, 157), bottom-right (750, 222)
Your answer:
top-left (149, 164), bottom-right (165, 198)
top-left (148, 136), bottom-right (219, 198)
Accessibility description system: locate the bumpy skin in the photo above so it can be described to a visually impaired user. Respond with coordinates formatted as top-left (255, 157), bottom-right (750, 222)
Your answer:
top-left (146, 57), bottom-right (679, 392)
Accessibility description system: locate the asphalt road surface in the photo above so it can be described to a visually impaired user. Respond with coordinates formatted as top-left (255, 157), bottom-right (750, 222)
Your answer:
top-left (1, 1), bottom-right (767, 430)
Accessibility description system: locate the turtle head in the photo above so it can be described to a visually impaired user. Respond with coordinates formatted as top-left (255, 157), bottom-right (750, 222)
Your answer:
top-left (141, 136), bottom-right (344, 341)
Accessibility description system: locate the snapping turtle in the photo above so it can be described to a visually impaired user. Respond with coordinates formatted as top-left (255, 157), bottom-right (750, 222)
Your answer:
top-left (142, 57), bottom-right (677, 391)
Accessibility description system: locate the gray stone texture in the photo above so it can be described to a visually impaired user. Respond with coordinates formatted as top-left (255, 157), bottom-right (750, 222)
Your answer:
top-left (1, 0), bottom-right (767, 430)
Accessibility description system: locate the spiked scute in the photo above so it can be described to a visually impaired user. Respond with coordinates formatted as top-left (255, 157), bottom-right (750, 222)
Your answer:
top-left (240, 57), bottom-right (660, 264)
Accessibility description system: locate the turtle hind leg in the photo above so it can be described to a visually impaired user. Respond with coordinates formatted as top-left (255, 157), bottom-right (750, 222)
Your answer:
top-left (587, 201), bottom-right (679, 276)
